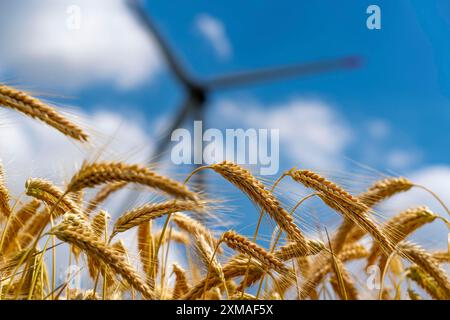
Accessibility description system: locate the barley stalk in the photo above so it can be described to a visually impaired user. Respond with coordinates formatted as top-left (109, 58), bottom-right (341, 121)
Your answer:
top-left (230, 292), bottom-right (257, 300)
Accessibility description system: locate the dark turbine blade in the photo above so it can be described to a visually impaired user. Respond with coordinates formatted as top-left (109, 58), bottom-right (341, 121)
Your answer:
top-left (151, 96), bottom-right (201, 163)
top-left (126, 0), bottom-right (192, 85)
top-left (120, 96), bottom-right (201, 213)
top-left (206, 56), bottom-right (361, 90)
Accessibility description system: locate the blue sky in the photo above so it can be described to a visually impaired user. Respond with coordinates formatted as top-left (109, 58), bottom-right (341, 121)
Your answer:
top-left (15, 0), bottom-right (447, 169)
top-left (144, 0), bottom-right (450, 168)
top-left (0, 0), bottom-right (449, 249)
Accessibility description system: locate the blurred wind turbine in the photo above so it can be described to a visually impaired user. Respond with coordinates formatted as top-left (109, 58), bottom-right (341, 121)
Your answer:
top-left (123, 0), bottom-right (361, 209)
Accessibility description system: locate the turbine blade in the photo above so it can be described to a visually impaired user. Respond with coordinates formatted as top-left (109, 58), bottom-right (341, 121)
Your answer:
top-left (151, 96), bottom-right (201, 163)
top-left (206, 56), bottom-right (361, 90)
top-left (119, 96), bottom-right (200, 213)
top-left (126, 0), bottom-right (192, 85)
top-left (191, 105), bottom-right (207, 199)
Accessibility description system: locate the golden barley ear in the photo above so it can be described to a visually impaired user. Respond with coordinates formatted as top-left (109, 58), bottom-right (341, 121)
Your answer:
top-left (1, 200), bottom-right (40, 255)
top-left (329, 259), bottom-right (358, 300)
top-left (279, 239), bottom-right (325, 258)
top-left (112, 199), bottom-right (206, 237)
top-left (407, 288), bottom-right (422, 300)
top-left (230, 292), bottom-right (257, 300)
top-left (299, 243), bottom-right (369, 299)
top-left (182, 256), bottom-right (261, 300)
top-left (359, 177), bottom-right (414, 207)
top-left (86, 210), bottom-right (117, 288)
top-left (431, 250), bottom-right (450, 264)
top-left (66, 161), bottom-right (199, 201)
top-left (0, 163), bottom-right (11, 219)
top-left (13, 208), bottom-right (52, 252)
top-left (172, 212), bottom-right (219, 250)
top-left (332, 177), bottom-right (415, 253)
top-left (172, 263), bottom-right (190, 299)
top-left (0, 84), bottom-right (88, 141)
top-left (190, 229), bottom-right (229, 298)
top-left (50, 214), bottom-right (155, 299)
top-left (407, 265), bottom-right (447, 300)
top-left (91, 210), bottom-right (110, 239)
top-left (397, 241), bottom-right (450, 299)
top-left (137, 221), bottom-right (156, 286)
top-left (25, 178), bottom-right (84, 218)
top-left (367, 207), bottom-right (437, 268)
top-left (206, 161), bottom-right (307, 248)
top-left (288, 169), bottom-right (394, 254)
top-left (222, 230), bottom-right (289, 275)
top-left (190, 232), bottom-right (322, 295)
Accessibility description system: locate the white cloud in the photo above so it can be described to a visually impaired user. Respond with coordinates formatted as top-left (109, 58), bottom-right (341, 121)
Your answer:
top-left (386, 149), bottom-right (420, 169)
top-left (195, 14), bottom-right (232, 59)
top-left (0, 0), bottom-right (161, 90)
top-left (216, 98), bottom-right (353, 170)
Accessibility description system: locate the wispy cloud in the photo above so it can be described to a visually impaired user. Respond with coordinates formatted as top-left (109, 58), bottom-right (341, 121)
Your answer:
top-left (367, 119), bottom-right (390, 140)
top-left (194, 14), bottom-right (232, 60)
top-left (216, 98), bottom-right (353, 170)
top-left (385, 149), bottom-right (421, 169)
top-left (0, 0), bottom-right (161, 90)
